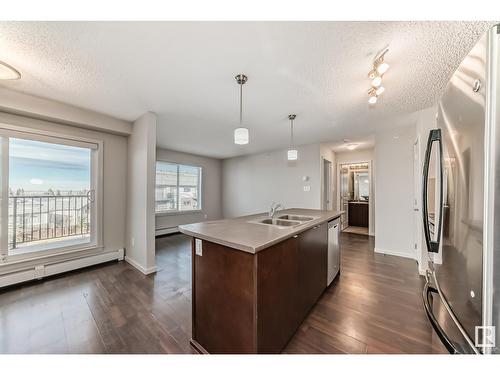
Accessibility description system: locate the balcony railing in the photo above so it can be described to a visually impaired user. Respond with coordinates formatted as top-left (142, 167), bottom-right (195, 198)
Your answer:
top-left (8, 194), bottom-right (91, 250)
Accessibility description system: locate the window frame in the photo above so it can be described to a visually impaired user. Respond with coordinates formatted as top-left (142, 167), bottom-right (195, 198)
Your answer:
top-left (0, 122), bottom-right (103, 264)
top-left (155, 160), bottom-right (203, 216)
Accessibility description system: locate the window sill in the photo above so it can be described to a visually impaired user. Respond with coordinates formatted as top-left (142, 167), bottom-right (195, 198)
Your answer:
top-left (1, 241), bottom-right (103, 266)
top-left (155, 210), bottom-right (203, 217)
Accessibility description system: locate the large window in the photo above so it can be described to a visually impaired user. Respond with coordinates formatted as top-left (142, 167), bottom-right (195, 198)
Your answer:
top-left (155, 161), bottom-right (202, 213)
top-left (0, 124), bottom-right (102, 261)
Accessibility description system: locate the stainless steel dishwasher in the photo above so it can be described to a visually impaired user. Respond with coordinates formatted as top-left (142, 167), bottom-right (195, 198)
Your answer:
top-left (327, 218), bottom-right (340, 285)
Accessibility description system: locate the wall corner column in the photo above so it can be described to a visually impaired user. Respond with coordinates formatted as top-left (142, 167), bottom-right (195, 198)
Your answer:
top-left (126, 112), bottom-right (157, 274)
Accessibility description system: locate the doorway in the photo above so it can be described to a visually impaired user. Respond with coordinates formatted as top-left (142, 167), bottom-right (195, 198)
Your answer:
top-left (338, 162), bottom-right (370, 235)
top-left (322, 158), bottom-right (332, 210)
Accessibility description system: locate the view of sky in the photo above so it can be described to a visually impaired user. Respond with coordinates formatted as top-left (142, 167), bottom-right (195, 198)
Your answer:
top-left (9, 138), bottom-right (91, 192)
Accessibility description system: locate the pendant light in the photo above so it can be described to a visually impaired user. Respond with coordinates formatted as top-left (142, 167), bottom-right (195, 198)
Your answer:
top-left (287, 114), bottom-right (298, 160)
top-left (234, 74), bottom-right (249, 145)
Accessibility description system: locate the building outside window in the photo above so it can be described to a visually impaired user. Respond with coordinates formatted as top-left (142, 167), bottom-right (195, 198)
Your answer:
top-left (155, 161), bottom-right (202, 213)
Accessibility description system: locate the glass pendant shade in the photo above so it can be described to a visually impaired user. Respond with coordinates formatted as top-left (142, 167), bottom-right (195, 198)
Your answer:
top-left (234, 127), bottom-right (249, 145)
top-left (287, 149), bottom-right (298, 160)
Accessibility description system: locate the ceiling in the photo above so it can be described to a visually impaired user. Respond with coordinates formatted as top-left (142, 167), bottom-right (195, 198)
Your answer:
top-left (328, 135), bottom-right (375, 153)
top-left (0, 21), bottom-right (494, 158)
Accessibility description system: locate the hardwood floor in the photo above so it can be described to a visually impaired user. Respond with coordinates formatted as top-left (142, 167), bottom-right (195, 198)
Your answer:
top-left (342, 226), bottom-right (369, 235)
top-left (284, 232), bottom-right (446, 353)
top-left (0, 232), bottom-right (446, 354)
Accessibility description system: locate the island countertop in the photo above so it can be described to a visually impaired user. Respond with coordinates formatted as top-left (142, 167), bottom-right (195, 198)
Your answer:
top-left (178, 208), bottom-right (342, 254)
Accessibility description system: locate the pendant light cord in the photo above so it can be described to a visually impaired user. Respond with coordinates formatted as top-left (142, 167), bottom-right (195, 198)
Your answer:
top-left (290, 118), bottom-right (294, 146)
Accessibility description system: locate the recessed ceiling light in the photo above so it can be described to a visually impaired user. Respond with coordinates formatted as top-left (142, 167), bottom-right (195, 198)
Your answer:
top-left (0, 60), bottom-right (21, 80)
top-left (346, 143), bottom-right (359, 150)
top-left (393, 135), bottom-right (400, 140)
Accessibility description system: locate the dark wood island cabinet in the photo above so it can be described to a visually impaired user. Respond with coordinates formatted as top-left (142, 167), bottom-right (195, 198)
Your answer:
top-left (190, 220), bottom-right (330, 353)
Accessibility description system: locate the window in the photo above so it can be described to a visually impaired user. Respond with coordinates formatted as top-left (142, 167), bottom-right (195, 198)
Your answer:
top-left (0, 124), bottom-right (102, 261)
top-left (155, 161), bottom-right (202, 213)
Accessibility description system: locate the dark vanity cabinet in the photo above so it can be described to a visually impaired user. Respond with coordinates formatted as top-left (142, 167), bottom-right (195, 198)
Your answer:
top-left (348, 201), bottom-right (368, 227)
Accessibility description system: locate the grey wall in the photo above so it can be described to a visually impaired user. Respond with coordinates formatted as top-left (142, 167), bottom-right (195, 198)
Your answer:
top-left (155, 148), bottom-right (223, 231)
top-left (126, 112), bottom-right (157, 274)
top-left (222, 143), bottom-right (322, 218)
top-left (0, 111), bottom-right (127, 270)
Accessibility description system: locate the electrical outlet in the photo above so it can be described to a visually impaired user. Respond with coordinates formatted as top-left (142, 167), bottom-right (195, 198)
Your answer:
top-left (195, 239), bottom-right (203, 256)
top-left (303, 185), bottom-right (311, 192)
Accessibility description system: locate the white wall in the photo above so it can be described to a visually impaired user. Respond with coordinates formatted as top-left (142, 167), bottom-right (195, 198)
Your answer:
top-left (335, 148), bottom-right (375, 235)
top-left (374, 126), bottom-right (416, 259)
top-left (126, 112), bottom-right (157, 274)
top-left (0, 87), bottom-right (132, 136)
top-left (156, 148), bottom-right (223, 233)
top-left (0, 111), bottom-right (127, 274)
top-left (222, 143), bottom-right (322, 218)
top-left (336, 148), bottom-right (375, 165)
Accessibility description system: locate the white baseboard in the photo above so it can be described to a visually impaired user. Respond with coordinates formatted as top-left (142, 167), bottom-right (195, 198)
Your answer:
top-left (155, 226), bottom-right (179, 236)
top-left (418, 264), bottom-right (428, 276)
top-left (0, 248), bottom-right (124, 288)
top-left (374, 247), bottom-right (417, 260)
top-left (125, 256), bottom-right (157, 275)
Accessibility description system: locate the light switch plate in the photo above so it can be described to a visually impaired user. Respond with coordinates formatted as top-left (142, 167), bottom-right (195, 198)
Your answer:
top-left (303, 185), bottom-right (311, 192)
top-left (195, 239), bottom-right (203, 256)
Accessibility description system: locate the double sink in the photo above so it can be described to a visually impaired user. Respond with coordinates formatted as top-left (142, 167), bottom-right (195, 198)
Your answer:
top-left (250, 214), bottom-right (317, 229)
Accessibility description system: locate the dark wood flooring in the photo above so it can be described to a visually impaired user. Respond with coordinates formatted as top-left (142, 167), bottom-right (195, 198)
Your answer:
top-left (0, 232), bottom-right (446, 354)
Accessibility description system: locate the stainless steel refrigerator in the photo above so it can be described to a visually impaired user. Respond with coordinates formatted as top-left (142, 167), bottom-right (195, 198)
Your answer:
top-left (422, 24), bottom-right (500, 354)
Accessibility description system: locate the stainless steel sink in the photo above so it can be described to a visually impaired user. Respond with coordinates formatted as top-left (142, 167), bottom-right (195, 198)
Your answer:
top-left (258, 218), bottom-right (301, 227)
top-left (278, 215), bottom-right (314, 222)
top-left (248, 213), bottom-right (319, 228)
top-left (248, 217), bottom-right (302, 228)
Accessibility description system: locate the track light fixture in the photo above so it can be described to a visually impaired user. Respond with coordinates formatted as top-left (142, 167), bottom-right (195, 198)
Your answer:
top-left (367, 48), bottom-right (389, 105)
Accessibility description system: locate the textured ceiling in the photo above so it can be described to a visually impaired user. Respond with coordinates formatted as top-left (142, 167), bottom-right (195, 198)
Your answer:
top-left (0, 21), bottom-right (494, 158)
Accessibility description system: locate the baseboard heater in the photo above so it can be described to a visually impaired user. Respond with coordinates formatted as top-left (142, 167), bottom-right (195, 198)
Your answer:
top-left (155, 226), bottom-right (180, 236)
top-left (0, 248), bottom-right (124, 288)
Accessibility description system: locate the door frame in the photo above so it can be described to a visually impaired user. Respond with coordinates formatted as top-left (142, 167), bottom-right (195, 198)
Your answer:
top-left (320, 157), bottom-right (333, 210)
top-left (336, 160), bottom-right (373, 235)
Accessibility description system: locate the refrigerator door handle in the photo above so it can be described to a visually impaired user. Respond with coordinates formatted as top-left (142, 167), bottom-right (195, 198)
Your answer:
top-left (422, 129), bottom-right (444, 253)
top-left (422, 278), bottom-right (459, 354)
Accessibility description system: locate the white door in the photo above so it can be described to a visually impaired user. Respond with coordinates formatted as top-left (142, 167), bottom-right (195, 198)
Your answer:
top-left (413, 137), bottom-right (422, 264)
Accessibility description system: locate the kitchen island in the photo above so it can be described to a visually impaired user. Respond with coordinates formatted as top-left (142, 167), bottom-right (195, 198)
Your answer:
top-left (179, 208), bottom-right (342, 354)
